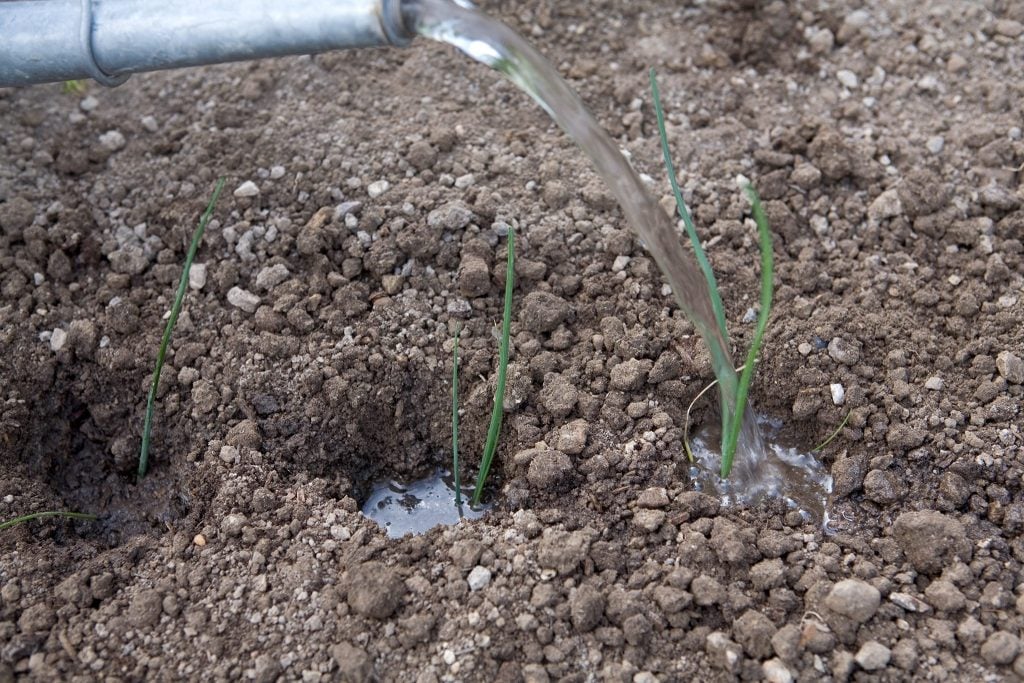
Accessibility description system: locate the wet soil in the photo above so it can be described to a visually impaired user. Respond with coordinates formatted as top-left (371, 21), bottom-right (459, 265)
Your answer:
top-left (1, 0), bottom-right (1023, 680)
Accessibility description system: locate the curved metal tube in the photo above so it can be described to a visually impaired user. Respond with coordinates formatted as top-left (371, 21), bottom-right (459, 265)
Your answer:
top-left (0, 0), bottom-right (413, 87)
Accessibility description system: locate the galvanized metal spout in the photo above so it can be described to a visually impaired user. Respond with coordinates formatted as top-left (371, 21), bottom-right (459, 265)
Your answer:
top-left (0, 0), bottom-right (414, 88)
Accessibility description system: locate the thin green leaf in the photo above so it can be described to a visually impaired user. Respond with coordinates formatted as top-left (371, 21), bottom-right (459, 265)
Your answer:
top-left (721, 184), bottom-right (773, 477)
top-left (138, 177), bottom-right (225, 480)
top-left (0, 511), bottom-right (97, 531)
top-left (471, 226), bottom-right (515, 506)
top-left (813, 410), bottom-right (852, 452)
top-left (649, 69), bottom-right (729, 345)
top-left (649, 69), bottom-right (741, 461)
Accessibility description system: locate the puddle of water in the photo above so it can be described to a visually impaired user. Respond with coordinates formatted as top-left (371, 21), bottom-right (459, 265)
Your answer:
top-left (689, 416), bottom-right (833, 524)
top-left (361, 470), bottom-right (489, 538)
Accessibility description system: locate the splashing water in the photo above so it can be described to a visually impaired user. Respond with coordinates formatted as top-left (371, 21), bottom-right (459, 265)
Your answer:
top-left (399, 0), bottom-right (825, 505)
top-left (689, 416), bottom-right (834, 523)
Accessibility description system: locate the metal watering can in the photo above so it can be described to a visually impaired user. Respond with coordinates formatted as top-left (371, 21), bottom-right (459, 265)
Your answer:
top-left (0, 0), bottom-right (412, 87)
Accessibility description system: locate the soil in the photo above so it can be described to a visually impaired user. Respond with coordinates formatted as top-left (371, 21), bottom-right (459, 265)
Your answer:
top-left (1, 0), bottom-right (1023, 681)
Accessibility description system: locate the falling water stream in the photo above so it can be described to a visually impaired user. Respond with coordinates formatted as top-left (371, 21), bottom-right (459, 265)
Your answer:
top-left (364, 0), bottom-right (832, 534)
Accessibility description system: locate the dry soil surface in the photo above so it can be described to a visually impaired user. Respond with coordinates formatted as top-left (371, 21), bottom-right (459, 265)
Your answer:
top-left (1, 0), bottom-right (1023, 681)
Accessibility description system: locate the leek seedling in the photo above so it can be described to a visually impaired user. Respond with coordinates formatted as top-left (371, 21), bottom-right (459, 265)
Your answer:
top-left (649, 69), bottom-right (774, 478)
top-left (470, 226), bottom-right (515, 507)
top-left (138, 177), bottom-right (225, 480)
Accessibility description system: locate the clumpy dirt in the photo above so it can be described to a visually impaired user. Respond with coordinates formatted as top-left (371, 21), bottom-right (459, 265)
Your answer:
top-left (1, 0), bottom-right (1023, 680)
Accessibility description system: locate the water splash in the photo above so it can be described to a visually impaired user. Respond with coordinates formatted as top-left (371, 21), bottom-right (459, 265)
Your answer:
top-left (401, 0), bottom-right (765, 475)
top-left (361, 470), bottom-right (488, 538)
top-left (689, 416), bottom-right (833, 523)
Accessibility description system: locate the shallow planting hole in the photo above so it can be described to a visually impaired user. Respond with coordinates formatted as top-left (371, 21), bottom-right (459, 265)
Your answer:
top-left (360, 467), bottom-right (490, 538)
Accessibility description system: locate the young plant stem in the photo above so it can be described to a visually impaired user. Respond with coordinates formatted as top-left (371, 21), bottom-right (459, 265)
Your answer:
top-left (813, 410), bottom-right (852, 452)
top-left (452, 325), bottom-right (462, 508)
top-left (471, 226), bottom-right (515, 507)
top-left (720, 184), bottom-right (773, 477)
top-left (138, 177), bottom-right (225, 480)
top-left (0, 511), bottom-right (97, 531)
top-left (649, 69), bottom-right (743, 464)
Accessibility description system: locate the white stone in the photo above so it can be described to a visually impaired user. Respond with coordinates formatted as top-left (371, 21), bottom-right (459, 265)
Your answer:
top-left (79, 96), bottom-right (99, 112)
top-left (98, 130), bottom-right (126, 151)
top-left (269, 165), bottom-right (286, 180)
top-left (926, 136), bottom-right (945, 154)
top-left (836, 69), bottom-right (859, 88)
top-left (227, 286), bottom-right (260, 312)
top-left (329, 525), bottom-right (351, 541)
top-left (367, 180), bottom-right (390, 198)
top-left (50, 328), bottom-right (67, 352)
top-left (188, 262), bottom-right (207, 290)
top-left (218, 445), bottom-right (238, 463)
top-left (233, 181), bottom-right (260, 198)
top-left (255, 263), bottom-right (290, 291)
top-left (612, 255), bottom-right (631, 272)
top-left (855, 640), bottom-right (891, 670)
top-left (762, 658), bottom-right (794, 683)
top-left (454, 173), bottom-right (476, 189)
top-left (925, 376), bottom-right (944, 391)
top-left (868, 189), bottom-right (902, 220)
top-left (140, 115), bottom-right (158, 132)
top-left (467, 566), bottom-right (492, 591)
top-left (830, 383), bottom-right (846, 406)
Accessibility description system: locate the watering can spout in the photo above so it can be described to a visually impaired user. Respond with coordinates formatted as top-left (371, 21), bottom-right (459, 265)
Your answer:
top-left (0, 0), bottom-right (415, 88)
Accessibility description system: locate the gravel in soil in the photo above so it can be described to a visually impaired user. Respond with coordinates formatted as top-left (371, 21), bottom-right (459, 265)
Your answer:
top-left (1, 0), bottom-right (1023, 681)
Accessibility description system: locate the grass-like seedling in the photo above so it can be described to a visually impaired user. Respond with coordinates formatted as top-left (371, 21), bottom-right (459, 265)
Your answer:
top-left (452, 324), bottom-right (463, 508)
top-left (0, 510), bottom-right (97, 531)
top-left (649, 69), bottom-right (774, 478)
top-left (138, 177), bottom-right (225, 480)
top-left (469, 226), bottom-right (515, 507)
top-left (62, 80), bottom-right (87, 95)
top-left (813, 410), bottom-right (852, 452)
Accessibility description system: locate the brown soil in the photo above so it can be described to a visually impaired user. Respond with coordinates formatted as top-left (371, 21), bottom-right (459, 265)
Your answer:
top-left (2, 0), bottom-right (1023, 681)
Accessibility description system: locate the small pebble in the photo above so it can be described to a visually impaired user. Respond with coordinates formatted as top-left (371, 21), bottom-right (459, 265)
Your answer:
top-left (140, 115), bottom-right (158, 132)
top-left (233, 181), bottom-right (260, 198)
top-left (98, 130), bottom-right (126, 151)
top-left (836, 69), bottom-right (859, 88)
top-left (855, 641), bottom-right (891, 670)
top-left (227, 286), bottom-right (260, 312)
top-left (830, 383), bottom-right (846, 406)
top-left (762, 659), bottom-right (793, 683)
top-left (189, 262), bottom-right (207, 290)
top-left (996, 351), bottom-right (1023, 384)
top-left (367, 180), bottom-right (390, 198)
top-left (50, 328), bottom-right (67, 352)
top-left (79, 95), bottom-right (99, 112)
top-left (218, 445), bottom-right (238, 464)
top-left (454, 173), bottom-right (475, 189)
top-left (824, 578), bottom-right (880, 623)
top-left (798, 342), bottom-right (813, 356)
top-left (467, 566), bottom-right (492, 591)
top-left (193, 534), bottom-right (207, 546)
top-left (924, 376), bottom-right (944, 391)
top-left (269, 165), bottom-right (286, 179)
top-left (926, 136), bottom-right (945, 154)
top-left (255, 263), bottom-right (290, 290)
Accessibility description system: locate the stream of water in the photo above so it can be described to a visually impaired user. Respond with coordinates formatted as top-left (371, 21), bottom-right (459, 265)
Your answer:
top-left (397, 0), bottom-right (830, 515)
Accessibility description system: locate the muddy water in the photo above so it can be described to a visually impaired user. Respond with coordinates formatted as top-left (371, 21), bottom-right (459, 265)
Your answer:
top-left (399, 0), bottom-right (830, 510)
